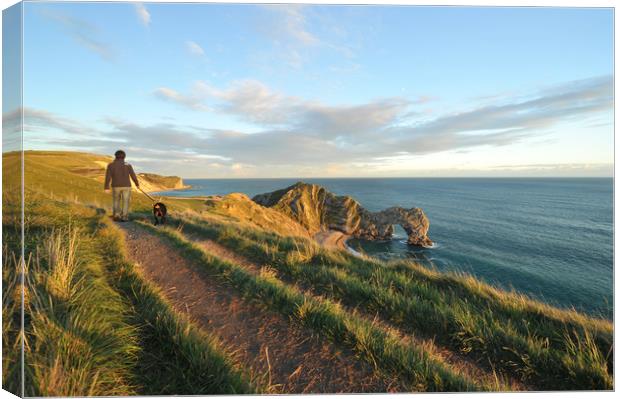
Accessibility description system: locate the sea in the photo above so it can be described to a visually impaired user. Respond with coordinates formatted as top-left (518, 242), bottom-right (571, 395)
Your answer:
top-left (157, 178), bottom-right (614, 319)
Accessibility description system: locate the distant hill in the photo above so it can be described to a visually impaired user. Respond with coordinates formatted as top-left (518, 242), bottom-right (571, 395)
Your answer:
top-left (137, 173), bottom-right (189, 193)
top-left (3, 150), bottom-right (203, 214)
top-left (18, 151), bottom-right (189, 192)
top-left (17, 150), bottom-right (189, 193)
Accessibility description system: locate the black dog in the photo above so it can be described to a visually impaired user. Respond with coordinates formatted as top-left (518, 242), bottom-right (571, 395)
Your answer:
top-left (153, 202), bottom-right (167, 225)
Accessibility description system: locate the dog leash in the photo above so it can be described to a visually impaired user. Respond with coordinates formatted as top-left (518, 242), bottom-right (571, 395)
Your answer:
top-left (138, 186), bottom-right (157, 203)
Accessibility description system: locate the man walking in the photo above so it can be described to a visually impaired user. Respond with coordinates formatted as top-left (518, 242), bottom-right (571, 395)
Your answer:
top-left (104, 150), bottom-right (140, 222)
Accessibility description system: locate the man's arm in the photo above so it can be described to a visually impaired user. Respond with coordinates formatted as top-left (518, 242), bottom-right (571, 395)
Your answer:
top-left (128, 165), bottom-right (140, 187)
top-left (104, 165), bottom-right (111, 190)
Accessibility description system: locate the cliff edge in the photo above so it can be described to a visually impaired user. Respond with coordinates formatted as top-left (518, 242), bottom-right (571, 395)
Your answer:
top-left (252, 182), bottom-right (433, 247)
top-left (137, 173), bottom-right (190, 193)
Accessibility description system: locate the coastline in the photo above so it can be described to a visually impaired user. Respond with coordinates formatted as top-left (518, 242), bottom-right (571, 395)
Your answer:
top-left (150, 179), bottom-right (612, 318)
top-left (8, 150), bottom-right (613, 393)
top-left (146, 184), bottom-right (192, 194)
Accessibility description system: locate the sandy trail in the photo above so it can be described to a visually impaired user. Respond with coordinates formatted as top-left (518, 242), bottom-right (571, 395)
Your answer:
top-left (117, 222), bottom-right (398, 394)
top-left (314, 230), bottom-right (350, 250)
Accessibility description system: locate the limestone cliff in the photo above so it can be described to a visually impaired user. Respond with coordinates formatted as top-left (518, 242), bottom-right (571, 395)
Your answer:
top-left (252, 182), bottom-right (433, 247)
top-left (137, 173), bottom-right (189, 193)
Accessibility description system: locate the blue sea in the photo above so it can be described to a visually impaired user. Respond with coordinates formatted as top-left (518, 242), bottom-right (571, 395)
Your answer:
top-left (158, 178), bottom-right (614, 318)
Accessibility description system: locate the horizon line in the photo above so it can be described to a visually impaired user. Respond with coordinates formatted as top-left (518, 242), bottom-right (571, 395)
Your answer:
top-left (178, 176), bottom-right (614, 180)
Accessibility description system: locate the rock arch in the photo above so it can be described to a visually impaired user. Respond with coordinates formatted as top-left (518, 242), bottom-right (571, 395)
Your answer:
top-left (252, 182), bottom-right (433, 248)
top-left (371, 207), bottom-right (433, 247)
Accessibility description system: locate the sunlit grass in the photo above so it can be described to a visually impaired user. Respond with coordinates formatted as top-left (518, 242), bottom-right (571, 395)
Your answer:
top-left (138, 220), bottom-right (490, 392)
top-left (2, 194), bottom-right (253, 396)
top-left (3, 150), bottom-right (613, 393)
top-left (171, 214), bottom-right (613, 390)
top-left (20, 225), bottom-right (139, 396)
top-left (96, 219), bottom-right (254, 394)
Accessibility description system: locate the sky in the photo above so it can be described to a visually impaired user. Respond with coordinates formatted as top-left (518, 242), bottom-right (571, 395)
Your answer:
top-left (3, 2), bottom-right (614, 178)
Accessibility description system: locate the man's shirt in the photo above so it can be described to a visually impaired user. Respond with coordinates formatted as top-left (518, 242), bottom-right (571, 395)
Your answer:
top-left (104, 159), bottom-right (139, 189)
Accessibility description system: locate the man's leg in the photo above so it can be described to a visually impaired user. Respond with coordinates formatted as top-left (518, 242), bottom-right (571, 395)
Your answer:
top-left (121, 187), bottom-right (132, 221)
top-left (112, 188), bottom-right (121, 220)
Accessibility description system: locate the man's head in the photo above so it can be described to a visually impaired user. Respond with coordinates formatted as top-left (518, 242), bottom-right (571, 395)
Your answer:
top-left (115, 150), bottom-right (126, 160)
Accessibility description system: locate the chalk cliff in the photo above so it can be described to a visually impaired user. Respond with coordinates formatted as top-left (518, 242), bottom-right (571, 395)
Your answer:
top-left (137, 173), bottom-right (189, 193)
top-left (252, 182), bottom-right (433, 247)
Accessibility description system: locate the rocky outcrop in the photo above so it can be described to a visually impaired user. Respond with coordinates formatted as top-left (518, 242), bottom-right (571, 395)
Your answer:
top-left (252, 182), bottom-right (433, 247)
top-left (366, 207), bottom-right (432, 247)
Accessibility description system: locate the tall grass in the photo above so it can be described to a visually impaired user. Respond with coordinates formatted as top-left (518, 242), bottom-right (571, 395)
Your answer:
top-left (2, 245), bottom-right (23, 396)
top-left (382, 260), bottom-right (612, 349)
top-left (172, 214), bottom-right (613, 390)
top-left (21, 226), bottom-right (139, 396)
top-left (95, 218), bottom-right (254, 394)
top-left (187, 211), bottom-right (612, 334)
top-left (137, 221), bottom-right (489, 392)
top-left (3, 176), bottom-right (24, 396)
top-left (5, 150), bottom-right (613, 393)
top-left (4, 195), bottom-right (254, 396)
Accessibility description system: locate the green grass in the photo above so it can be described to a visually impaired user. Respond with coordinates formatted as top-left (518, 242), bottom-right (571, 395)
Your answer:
top-left (2, 236), bottom-right (23, 396)
top-left (2, 190), bottom-right (253, 396)
top-left (2, 151), bottom-right (205, 214)
top-left (5, 203), bottom-right (139, 396)
top-left (3, 150), bottom-right (614, 393)
top-left (136, 220), bottom-right (492, 392)
top-left (2, 152), bottom-right (23, 396)
top-left (95, 218), bottom-right (254, 394)
top-left (169, 213), bottom-right (613, 390)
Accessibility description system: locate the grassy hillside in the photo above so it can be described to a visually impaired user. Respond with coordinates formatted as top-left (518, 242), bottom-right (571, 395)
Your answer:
top-left (168, 213), bottom-right (613, 389)
top-left (11, 151), bottom-right (204, 212)
top-left (2, 150), bottom-right (614, 394)
top-left (20, 151), bottom-right (189, 194)
top-left (2, 154), bottom-right (253, 395)
top-left (202, 193), bottom-right (311, 238)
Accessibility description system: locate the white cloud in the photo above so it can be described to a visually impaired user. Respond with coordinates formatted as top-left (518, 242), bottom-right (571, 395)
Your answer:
top-left (149, 75), bottom-right (612, 163)
top-left (259, 5), bottom-right (351, 68)
top-left (40, 10), bottom-right (114, 61)
top-left (200, 80), bottom-right (295, 124)
top-left (186, 40), bottom-right (205, 56)
top-left (153, 79), bottom-right (409, 131)
top-left (152, 86), bottom-right (211, 112)
top-left (4, 107), bottom-right (96, 136)
top-left (134, 3), bottom-right (151, 27)
top-left (278, 5), bottom-right (320, 46)
top-left (256, 5), bottom-right (358, 69)
top-left (18, 75), bottom-right (613, 177)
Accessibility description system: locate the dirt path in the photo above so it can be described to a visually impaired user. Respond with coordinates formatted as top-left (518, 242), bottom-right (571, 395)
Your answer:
top-left (117, 222), bottom-right (399, 393)
top-left (185, 230), bottom-right (524, 391)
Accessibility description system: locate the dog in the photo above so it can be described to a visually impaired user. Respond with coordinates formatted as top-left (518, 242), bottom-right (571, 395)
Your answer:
top-left (153, 202), bottom-right (167, 225)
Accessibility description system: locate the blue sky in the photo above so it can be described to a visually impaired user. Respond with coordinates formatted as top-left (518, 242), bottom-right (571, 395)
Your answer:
top-left (7, 2), bottom-right (614, 177)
